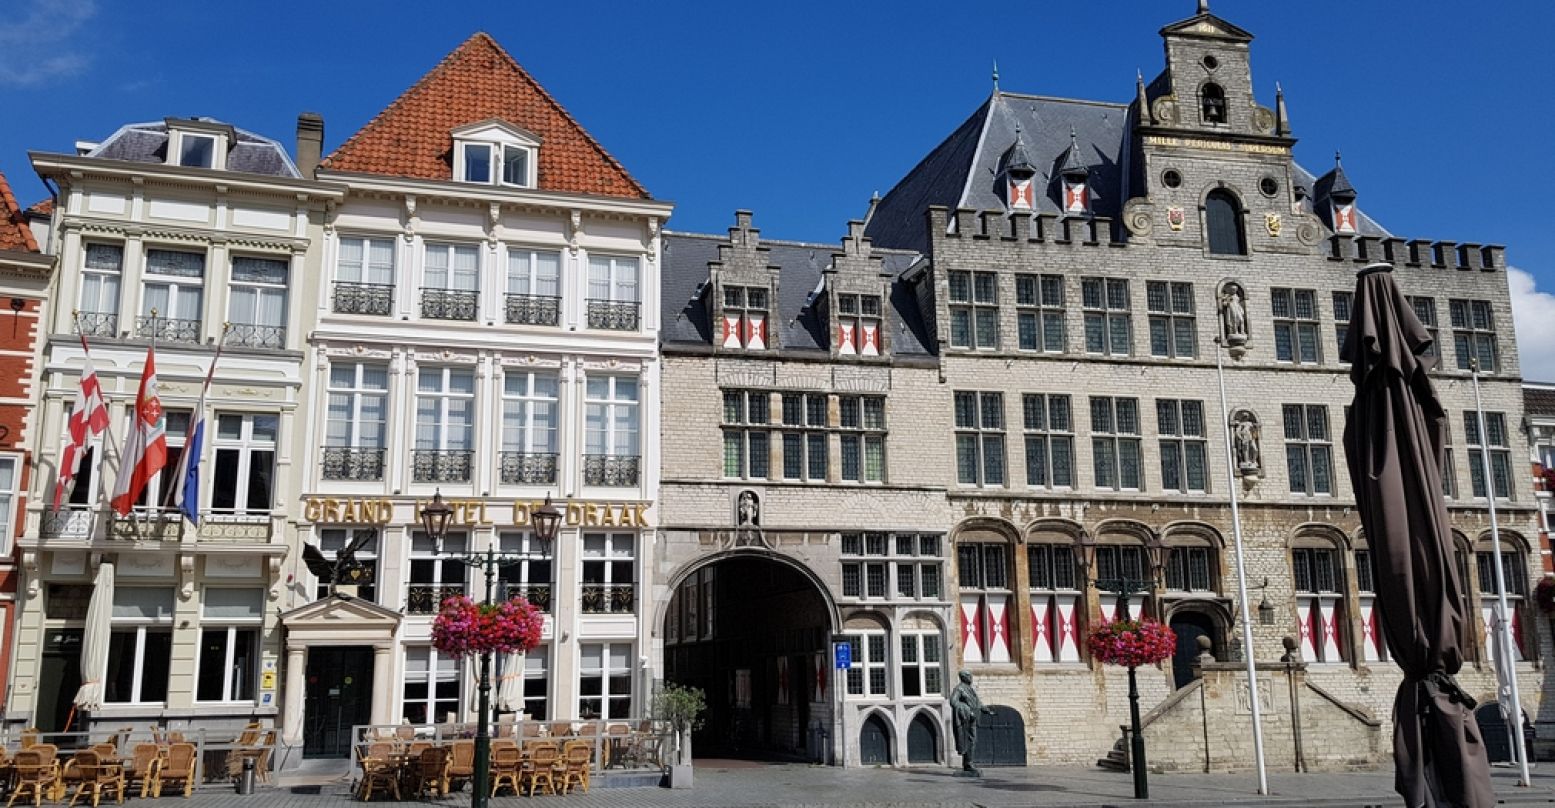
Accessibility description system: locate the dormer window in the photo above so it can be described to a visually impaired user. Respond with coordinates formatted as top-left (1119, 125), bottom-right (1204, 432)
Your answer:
top-left (837, 293), bottom-right (882, 357)
top-left (164, 118), bottom-right (233, 170)
top-left (721, 285), bottom-right (768, 351)
top-left (452, 120), bottom-right (541, 189)
top-left (179, 134), bottom-right (216, 168)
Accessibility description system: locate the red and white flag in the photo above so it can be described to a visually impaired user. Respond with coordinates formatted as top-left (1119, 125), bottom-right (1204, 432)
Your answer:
top-left (109, 347), bottom-right (168, 516)
top-left (52, 357), bottom-right (111, 509)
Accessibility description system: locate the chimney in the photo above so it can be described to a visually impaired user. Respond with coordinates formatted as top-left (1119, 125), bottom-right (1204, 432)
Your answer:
top-left (295, 112), bottom-right (324, 178)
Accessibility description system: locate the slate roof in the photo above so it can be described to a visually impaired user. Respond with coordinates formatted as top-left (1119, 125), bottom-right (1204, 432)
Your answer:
top-left (0, 171), bottom-right (40, 253)
top-left (1524, 385), bottom-right (1555, 418)
top-left (86, 120), bottom-right (300, 178)
top-left (660, 231), bottom-right (931, 357)
top-left (322, 33), bottom-right (648, 200)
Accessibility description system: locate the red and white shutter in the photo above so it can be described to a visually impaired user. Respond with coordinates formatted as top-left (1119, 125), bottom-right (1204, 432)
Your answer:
top-left (746, 314), bottom-right (767, 350)
top-left (985, 594), bottom-right (1011, 664)
top-left (1055, 594), bottom-right (1081, 663)
top-left (1358, 595), bottom-right (1384, 662)
top-left (1063, 181), bottom-right (1089, 214)
top-left (860, 320), bottom-right (880, 356)
top-left (960, 595), bottom-right (985, 663)
top-left (1332, 203), bottom-right (1357, 234)
top-left (1031, 600), bottom-right (1054, 664)
top-left (1298, 598), bottom-right (1319, 661)
top-left (1009, 178), bottom-right (1034, 210)
top-left (838, 321), bottom-right (857, 355)
top-left (1317, 595), bottom-right (1343, 662)
top-left (722, 314), bottom-right (743, 349)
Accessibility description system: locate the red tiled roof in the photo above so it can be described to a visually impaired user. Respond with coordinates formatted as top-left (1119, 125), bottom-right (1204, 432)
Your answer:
top-left (0, 171), bottom-right (40, 253)
top-left (322, 33), bottom-right (649, 199)
top-left (26, 198), bottom-right (53, 216)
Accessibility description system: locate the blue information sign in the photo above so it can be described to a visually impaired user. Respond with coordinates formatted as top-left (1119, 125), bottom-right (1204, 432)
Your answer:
top-left (833, 641), bottom-right (852, 669)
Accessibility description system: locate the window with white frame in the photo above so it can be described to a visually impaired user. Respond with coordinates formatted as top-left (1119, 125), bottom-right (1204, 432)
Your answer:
top-left (226, 256), bottom-right (288, 348)
top-left (1082, 277), bottom-right (1131, 356)
top-left (1450, 299), bottom-right (1498, 372)
top-left (586, 255), bottom-right (640, 331)
top-left (402, 646), bottom-right (462, 724)
top-left (458, 141), bottom-right (534, 188)
top-left (78, 243), bottom-right (122, 337)
top-left (334, 235), bottom-right (396, 315)
top-left (461, 143), bottom-right (493, 184)
top-left (141, 248), bottom-right (205, 342)
top-left (948, 270), bottom-right (998, 350)
top-left (723, 390), bottom-right (771, 480)
top-left (64, 446), bottom-right (98, 507)
top-left (1465, 411), bottom-right (1512, 499)
top-left (1028, 541), bottom-right (1082, 664)
top-left (841, 533), bottom-right (889, 600)
top-left (211, 413), bottom-right (277, 515)
top-left (581, 532), bottom-right (635, 614)
top-left (1157, 399), bottom-right (1207, 493)
top-left (133, 410), bottom-right (190, 511)
top-left (1016, 274), bottom-right (1065, 352)
top-left (957, 542), bottom-right (1012, 664)
top-left (500, 372), bottom-right (559, 484)
top-left (1091, 396), bottom-right (1142, 491)
top-left (407, 532), bottom-right (468, 614)
top-left (499, 645), bottom-right (550, 719)
top-left (505, 248), bottom-right (562, 326)
top-left (415, 367), bottom-right (476, 482)
top-left (901, 632), bottom-right (944, 698)
top-left (1271, 288), bottom-right (1321, 364)
top-left (1476, 544), bottom-right (1530, 660)
top-left (1283, 404), bottom-right (1334, 496)
top-left (196, 588), bottom-right (262, 702)
top-left (1147, 280), bottom-right (1196, 358)
top-left (584, 375), bottom-right (639, 460)
top-left (324, 363), bottom-right (388, 481)
top-left (497, 532), bottom-right (552, 612)
top-left (176, 132), bottom-right (217, 168)
top-left (955, 391), bottom-right (1005, 487)
top-left (422, 243), bottom-right (480, 321)
top-left (579, 642), bottom-right (632, 719)
top-left (1023, 393), bottom-right (1074, 489)
top-left (314, 528), bottom-right (379, 602)
top-left (839, 395), bottom-right (885, 483)
top-left (0, 457), bottom-right (15, 553)
top-left (106, 587), bottom-right (175, 704)
top-left (841, 631), bottom-right (888, 697)
top-left (780, 392), bottom-right (828, 481)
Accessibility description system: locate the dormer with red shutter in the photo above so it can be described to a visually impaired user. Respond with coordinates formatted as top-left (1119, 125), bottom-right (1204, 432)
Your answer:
top-left (1315, 152), bottom-right (1358, 235)
top-left (827, 220), bottom-right (892, 360)
top-left (1056, 127), bottom-right (1092, 217)
top-left (1002, 126), bottom-right (1038, 212)
top-left (709, 211), bottom-right (779, 353)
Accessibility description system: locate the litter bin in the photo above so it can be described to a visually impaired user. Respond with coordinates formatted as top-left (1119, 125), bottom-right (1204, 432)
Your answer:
top-left (236, 756), bottom-right (256, 795)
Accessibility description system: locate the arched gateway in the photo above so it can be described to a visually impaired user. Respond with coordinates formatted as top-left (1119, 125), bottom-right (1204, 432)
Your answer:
top-left (659, 551), bottom-right (839, 762)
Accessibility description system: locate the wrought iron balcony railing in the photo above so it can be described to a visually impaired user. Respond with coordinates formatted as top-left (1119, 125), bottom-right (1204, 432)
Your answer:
top-left (322, 447), bottom-right (387, 481)
top-left (333, 281), bottom-right (395, 316)
top-left (41, 509), bottom-right (94, 539)
top-left (135, 316), bottom-right (201, 344)
top-left (74, 311), bottom-right (118, 338)
top-left (406, 584), bottom-right (467, 615)
top-left (585, 300), bottom-right (639, 331)
top-left (411, 449), bottom-right (474, 483)
top-left (498, 582), bottom-right (553, 613)
top-left (499, 452), bottom-right (558, 485)
top-left (505, 294), bottom-right (561, 326)
top-left (580, 583), bottom-right (636, 614)
top-left (582, 454), bottom-right (639, 487)
top-left (421, 288), bottom-right (479, 321)
top-left (108, 509), bottom-right (185, 541)
top-left (224, 323), bottom-right (287, 349)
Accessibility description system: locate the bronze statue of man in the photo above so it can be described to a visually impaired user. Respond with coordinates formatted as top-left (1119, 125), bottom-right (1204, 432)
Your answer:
top-left (949, 670), bottom-right (995, 775)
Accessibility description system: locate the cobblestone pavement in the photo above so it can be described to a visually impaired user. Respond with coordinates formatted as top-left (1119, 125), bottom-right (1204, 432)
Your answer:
top-left (163, 762), bottom-right (1555, 808)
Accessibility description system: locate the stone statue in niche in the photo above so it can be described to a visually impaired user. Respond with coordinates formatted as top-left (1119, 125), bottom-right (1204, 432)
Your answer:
top-left (723, 490), bottom-right (773, 550)
top-left (1230, 410), bottom-right (1261, 479)
top-left (1219, 282), bottom-right (1248, 347)
top-left (737, 490), bottom-right (760, 527)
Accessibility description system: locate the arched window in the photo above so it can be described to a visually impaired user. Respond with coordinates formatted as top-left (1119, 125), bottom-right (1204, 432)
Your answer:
top-left (1291, 530), bottom-right (1347, 663)
top-left (1201, 83), bottom-right (1227, 124)
top-left (955, 527), bottom-right (1014, 665)
top-left (1162, 529), bottom-right (1220, 595)
top-left (1027, 529), bottom-right (1081, 663)
top-left (1473, 534), bottom-right (1532, 661)
top-left (1204, 189), bottom-right (1247, 256)
top-left (1090, 523), bottom-right (1155, 621)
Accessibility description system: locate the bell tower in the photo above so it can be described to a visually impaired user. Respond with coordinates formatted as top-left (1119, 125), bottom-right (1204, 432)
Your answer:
top-left (1151, 0), bottom-right (1269, 136)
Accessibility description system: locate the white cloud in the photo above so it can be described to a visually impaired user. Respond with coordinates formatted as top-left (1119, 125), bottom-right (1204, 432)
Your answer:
top-left (0, 0), bottom-right (97, 87)
top-left (1508, 267), bottom-right (1555, 381)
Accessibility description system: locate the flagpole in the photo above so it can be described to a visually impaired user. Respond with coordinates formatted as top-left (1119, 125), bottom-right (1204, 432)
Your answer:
top-left (1215, 336), bottom-right (1270, 795)
top-left (164, 322), bottom-right (229, 520)
top-left (1470, 359), bottom-right (1531, 785)
top-left (70, 311), bottom-right (124, 539)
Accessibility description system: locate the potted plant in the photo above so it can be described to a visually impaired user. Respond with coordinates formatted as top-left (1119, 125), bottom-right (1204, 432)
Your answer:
top-left (651, 683), bottom-right (706, 789)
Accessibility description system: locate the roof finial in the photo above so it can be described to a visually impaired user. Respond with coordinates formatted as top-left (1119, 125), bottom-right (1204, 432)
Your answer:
top-left (1135, 69), bottom-right (1152, 124)
top-left (1335, 150), bottom-right (1342, 167)
top-left (992, 60), bottom-right (1000, 94)
top-left (1069, 125), bottom-right (1079, 147)
top-left (1198, 0), bottom-right (1209, 13)
top-left (1274, 82), bottom-right (1290, 136)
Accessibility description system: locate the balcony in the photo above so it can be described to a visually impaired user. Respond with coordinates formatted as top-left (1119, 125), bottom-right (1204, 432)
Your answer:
top-left (421, 288), bottom-right (479, 321)
top-left (499, 582), bottom-right (552, 613)
top-left (135, 316), bottom-right (201, 344)
top-left (412, 449), bottom-right (474, 483)
top-left (499, 452), bottom-right (558, 485)
top-left (505, 294), bottom-right (561, 326)
top-left (580, 583), bottom-right (635, 614)
top-left (406, 583), bottom-right (466, 615)
top-left (224, 323), bottom-right (287, 349)
top-left (322, 447), bottom-right (387, 481)
top-left (582, 455), bottom-right (639, 487)
top-left (199, 513), bottom-right (273, 542)
top-left (74, 312), bottom-right (118, 339)
top-left (586, 300), bottom-right (639, 331)
top-left (108, 510), bottom-right (185, 542)
top-left (40, 509), bottom-right (93, 539)
top-left (333, 281), bottom-right (395, 316)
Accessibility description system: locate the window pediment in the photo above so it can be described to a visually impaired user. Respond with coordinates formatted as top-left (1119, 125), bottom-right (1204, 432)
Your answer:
top-left (452, 119), bottom-right (540, 188)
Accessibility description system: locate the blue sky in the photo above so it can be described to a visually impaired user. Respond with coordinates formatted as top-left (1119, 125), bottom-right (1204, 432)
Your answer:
top-left (4, 1), bottom-right (1554, 372)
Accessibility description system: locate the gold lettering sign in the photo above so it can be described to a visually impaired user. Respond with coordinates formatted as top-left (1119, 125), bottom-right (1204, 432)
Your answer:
top-left (410, 498), bottom-right (492, 526)
top-left (511, 500), bottom-right (652, 528)
top-left (303, 497), bottom-right (393, 525)
top-left (1143, 135), bottom-right (1290, 156)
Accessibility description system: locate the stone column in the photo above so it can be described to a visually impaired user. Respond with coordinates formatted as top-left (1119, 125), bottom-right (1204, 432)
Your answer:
top-left (371, 644), bottom-right (394, 726)
top-left (282, 645), bottom-right (306, 746)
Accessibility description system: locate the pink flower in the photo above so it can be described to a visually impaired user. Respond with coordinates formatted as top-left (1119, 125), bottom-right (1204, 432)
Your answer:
top-left (1088, 618), bottom-right (1177, 668)
top-left (432, 596), bottom-right (545, 657)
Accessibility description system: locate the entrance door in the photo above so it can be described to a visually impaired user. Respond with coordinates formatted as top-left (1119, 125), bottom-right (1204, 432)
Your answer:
top-left (1169, 612), bottom-right (1217, 689)
top-left (37, 630), bottom-right (83, 734)
top-left (973, 705), bottom-right (1025, 767)
top-left (303, 646), bottom-right (373, 758)
top-left (859, 715), bottom-right (892, 765)
top-left (907, 713), bottom-right (939, 764)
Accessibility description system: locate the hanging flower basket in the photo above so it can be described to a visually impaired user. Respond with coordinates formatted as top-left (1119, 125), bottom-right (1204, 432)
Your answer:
top-left (1535, 576), bottom-right (1555, 615)
top-left (432, 595), bottom-right (545, 657)
top-left (1088, 618), bottom-right (1176, 668)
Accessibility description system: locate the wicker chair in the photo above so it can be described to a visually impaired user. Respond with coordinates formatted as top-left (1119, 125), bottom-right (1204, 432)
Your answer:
top-left (17, 729), bottom-right (38, 750)
top-left (226, 729), bottom-right (276, 785)
top-left (124, 745), bottom-right (161, 799)
top-left (67, 750), bottom-right (125, 808)
top-left (558, 740), bottom-right (591, 794)
top-left (355, 746), bottom-right (400, 802)
top-left (7, 750), bottom-right (56, 808)
top-left (410, 746), bottom-right (449, 799)
top-left (157, 743), bottom-right (197, 798)
top-left (521, 742), bottom-right (559, 797)
top-left (445, 741), bottom-right (474, 793)
top-left (27, 745), bottom-right (60, 802)
top-left (488, 744), bottom-right (522, 797)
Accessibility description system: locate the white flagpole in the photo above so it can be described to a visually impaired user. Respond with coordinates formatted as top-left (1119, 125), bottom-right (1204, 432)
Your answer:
top-left (1215, 336), bottom-right (1269, 795)
top-left (1470, 359), bottom-right (1531, 785)
top-left (165, 322), bottom-right (230, 519)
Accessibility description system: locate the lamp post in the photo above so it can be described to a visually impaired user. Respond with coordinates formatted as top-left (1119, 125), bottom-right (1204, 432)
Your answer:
top-left (1077, 532), bottom-right (1156, 800)
top-left (422, 491), bottom-right (563, 808)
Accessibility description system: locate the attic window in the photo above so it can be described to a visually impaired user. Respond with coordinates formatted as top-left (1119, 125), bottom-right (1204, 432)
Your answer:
top-left (1201, 83), bottom-right (1227, 124)
top-left (837, 293), bottom-right (883, 357)
top-left (179, 134), bottom-right (216, 168)
top-left (721, 285), bottom-right (769, 351)
top-left (455, 137), bottom-right (537, 188)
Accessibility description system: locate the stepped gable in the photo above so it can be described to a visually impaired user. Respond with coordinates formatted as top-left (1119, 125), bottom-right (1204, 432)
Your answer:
top-left (0, 171), bottom-right (39, 253)
top-left (322, 32), bottom-right (648, 199)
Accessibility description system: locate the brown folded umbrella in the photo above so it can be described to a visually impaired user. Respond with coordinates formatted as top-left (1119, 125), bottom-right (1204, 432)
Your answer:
top-left (1341, 262), bottom-right (1494, 808)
